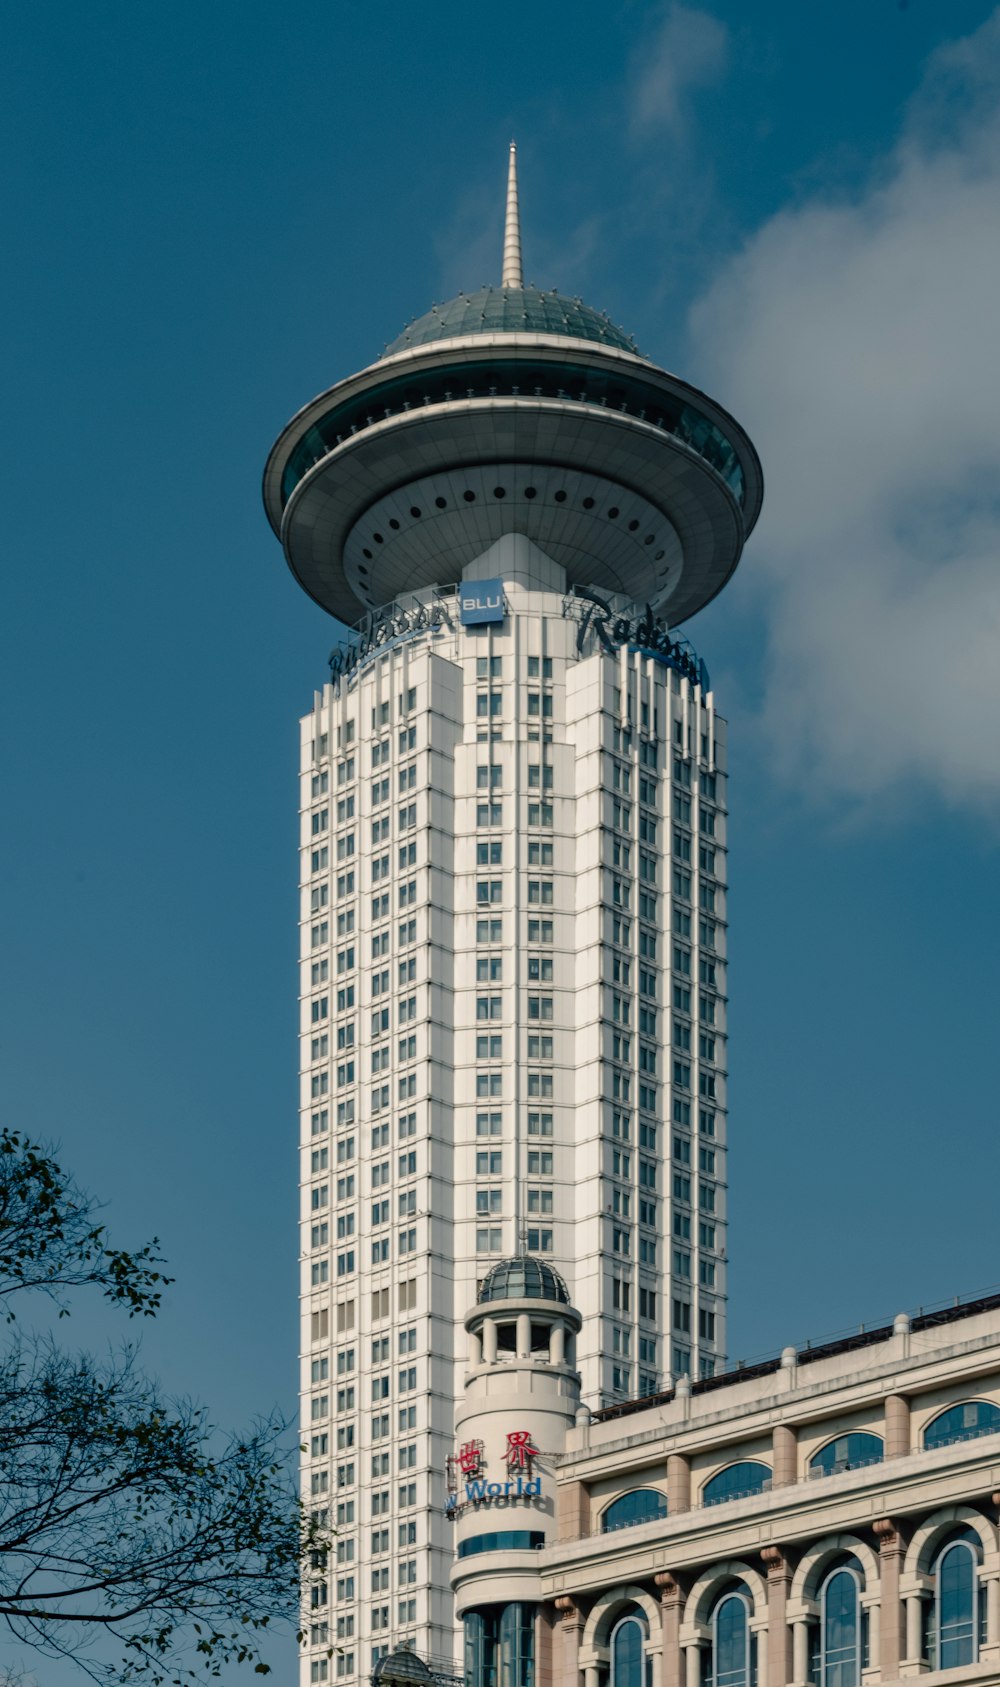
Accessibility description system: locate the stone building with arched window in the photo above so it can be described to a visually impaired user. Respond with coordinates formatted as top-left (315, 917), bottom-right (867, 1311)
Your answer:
top-left (445, 1274), bottom-right (1000, 1687)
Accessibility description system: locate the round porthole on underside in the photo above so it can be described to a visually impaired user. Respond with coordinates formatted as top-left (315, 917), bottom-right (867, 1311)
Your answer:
top-left (554, 490), bottom-right (567, 503)
top-left (363, 548), bottom-right (373, 560)
top-left (608, 507), bottom-right (620, 519)
top-left (358, 564), bottom-right (368, 575)
top-left (524, 486), bottom-right (537, 499)
top-left (583, 496), bottom-right (595, 509)
top-left (644, 535), bottom-right (654, 546)
top-left (463, 490), bottom-right (476, 502)
top-left (628, 519), bottom-right (639, 531)
top-left (493, 487), bottom-right (506, 499)
top-left (655, 550), bottom-right (665, 561)
top-left (435, 497), bottom-right (447, 509)
top-left (373, 533), bottom-right (384, 544)
top-left (410, 506), bottom-right (422, 518)
top-left (389, 518), bottom-right (400, 530)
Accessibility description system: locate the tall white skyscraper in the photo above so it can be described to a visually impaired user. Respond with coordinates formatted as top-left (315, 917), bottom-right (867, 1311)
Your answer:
top-left (262, 149), bottom-right (762, 1683)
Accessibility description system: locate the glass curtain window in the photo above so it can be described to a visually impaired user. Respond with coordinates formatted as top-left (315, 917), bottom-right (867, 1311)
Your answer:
top-left (924, 1401), bottom-right (1000, 1450)
top-left (809, 1434), bottom-right (883, 1476)
top-left (713, 1595), bottom-right (750, 1687)
top-left (703, 1463), bottom-right (771, 1507)
top-left (610, 1616), bottom-right (646, 1687)
top-left (465, 1610), bottom-right (498, 1687)
top-left (602, 1490), bottom-right (668, 1532)
top-left (936, 1543), bottom-right (977, 1670)
top-left (821, 1571), bottom-right (860, 1687)
top-left (500, 1603), bottom-right (535, 1687)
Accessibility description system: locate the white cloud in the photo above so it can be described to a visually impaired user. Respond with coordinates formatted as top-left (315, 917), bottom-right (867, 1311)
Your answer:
top-left (688, 10), bottom-right (1000, 816)
top-left (630, 4), bottom-right (728, 137)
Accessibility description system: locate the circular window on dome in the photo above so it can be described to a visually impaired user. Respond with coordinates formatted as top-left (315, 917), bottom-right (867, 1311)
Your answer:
top-left (463, 490), bottom-right (476, 502)
top-left (554, 490), bottom-right (567, 503)
top-left (410, 506), bottom-right (422, 518)
top-left (493, 487), bottom-right (506, 499)
top-left (524, 487), bottom-right (537, 499)
top-left (435, 497), bottom-right (447, 509)
top-left (608, 507), bottom-right (620, 520)
top-left (583, 496), bottom-right (595, 510)
top-left (363, 548), bottom-right (373, 560)
top-left (389, 518), bottom-right (400, 530)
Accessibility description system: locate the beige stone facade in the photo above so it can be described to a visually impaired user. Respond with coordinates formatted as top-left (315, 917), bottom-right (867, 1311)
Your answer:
top-left (537, 1295), bottom-right (1000, 1687)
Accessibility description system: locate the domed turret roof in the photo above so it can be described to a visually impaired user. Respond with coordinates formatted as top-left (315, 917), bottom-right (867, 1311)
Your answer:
top-left (478, 1256), bottom-right (571, 1306)
top-left (384, 284), bottom-right (640, 358)
top-left (372, 1648), bottom-right (433, 1687)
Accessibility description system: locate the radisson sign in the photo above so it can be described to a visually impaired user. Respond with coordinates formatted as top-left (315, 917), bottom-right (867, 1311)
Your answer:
top-left (563, 587), bottom-right (710, 690)
top-left (328, 594), bottom-right (454, 690)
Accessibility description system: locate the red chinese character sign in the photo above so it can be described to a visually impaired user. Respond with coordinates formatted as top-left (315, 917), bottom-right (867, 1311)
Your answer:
top-left (456, 1440), bottom-right (484, 1476)
top-left (504, 1429), bottom-right (540, 1472)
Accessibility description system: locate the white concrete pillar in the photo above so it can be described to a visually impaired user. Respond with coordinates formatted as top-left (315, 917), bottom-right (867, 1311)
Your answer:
top-left (792, 1619), bottom-right (809, 1686)
top-left (987, 1575), bottom-right (1000, 1648)
top-left (516, 1312), bottom-right (531, 1357)
top-left (482, 1317), bottom-right (497, 1362)
top-left (550, 1320), bottom-right (566, 1365)
top-left (905, 1595), bottom-right (923, 1666)
top-left (684, 1642), bottom-right (701, 1687)
top-left (754, 1627), bottom-right (768, 1686)
top-left (866, 1602), bottom-right (880, 1672)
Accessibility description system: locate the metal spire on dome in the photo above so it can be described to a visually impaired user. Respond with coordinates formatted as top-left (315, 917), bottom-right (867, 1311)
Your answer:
top-left (501, 141), bottom-right (523, 289)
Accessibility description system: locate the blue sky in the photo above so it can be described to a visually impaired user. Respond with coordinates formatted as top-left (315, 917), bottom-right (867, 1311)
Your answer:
top-left (2, 3), bottom-right (1000, 1679)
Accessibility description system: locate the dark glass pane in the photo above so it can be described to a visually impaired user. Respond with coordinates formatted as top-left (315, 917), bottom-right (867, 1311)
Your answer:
top-left (822, 1571), bottom-right (859, 1687)
top-left (612, 1617), bottom-right (644, 1687)
top-left (809, 1433), bottom-right (883, 1476)
top-left (703, 1462), bottom-right (771, 1506)
top-left (925, 1401), bottom-right (1000, 1450)
top-left (500, 1603), bottom-right (534, 1687)
top-left (457, 1531), bottom-right (546, 1559)
top-left (715, 1596), bottom-right (748, 1687)
top-left (938, 1544), bottom-right (976, 1669)
top-left (603, 1489), bottom-right (668, 1532)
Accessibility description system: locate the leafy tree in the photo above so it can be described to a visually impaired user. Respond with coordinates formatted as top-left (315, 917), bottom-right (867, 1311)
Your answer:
top-left (0, 1129), bottom-right (324, 1685)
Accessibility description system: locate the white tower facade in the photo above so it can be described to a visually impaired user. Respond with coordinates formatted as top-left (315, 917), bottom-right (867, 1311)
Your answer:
top-left (265, 151), bottom-right (761, 1686)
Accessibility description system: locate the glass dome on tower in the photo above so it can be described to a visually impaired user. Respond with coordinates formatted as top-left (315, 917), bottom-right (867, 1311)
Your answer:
top-left (385, 284), bottom-right (640, 358)
top-left (262, 140), bottom-right (763, 629)
top-left (477, 1256), bottom-right (570, 1306)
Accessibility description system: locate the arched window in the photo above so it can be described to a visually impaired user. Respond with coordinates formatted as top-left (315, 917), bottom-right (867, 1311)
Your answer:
top-left (610, 1611), bottom-right (649, 1687)
top-left (703, 1461), bottom-right (771, 1507)
top-left (705, 1589), bottom-right (753, 1687)
top-left (924, 1401), bottom-right (1000, 1451)
top-left (602, 1490), bottom-right (668, 1533)
top-left (927, 1533), bottom-right (983, 1671)
top-left (819, 1568), bottom-right (861, 1687)
top-left (809, 1433), bottom-right (883, 1477)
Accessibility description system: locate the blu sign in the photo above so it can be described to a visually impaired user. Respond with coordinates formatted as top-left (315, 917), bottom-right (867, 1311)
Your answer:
top-left (460, 579), bottom-right (505, 627)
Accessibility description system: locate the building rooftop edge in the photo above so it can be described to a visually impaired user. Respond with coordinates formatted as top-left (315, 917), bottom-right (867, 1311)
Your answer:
top-left (590, 1285), bottom-right (1000, 1430)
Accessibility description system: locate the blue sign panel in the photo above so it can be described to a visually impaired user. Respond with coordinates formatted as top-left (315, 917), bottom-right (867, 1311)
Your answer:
top-left (459, 579), bottom-right (505, 626)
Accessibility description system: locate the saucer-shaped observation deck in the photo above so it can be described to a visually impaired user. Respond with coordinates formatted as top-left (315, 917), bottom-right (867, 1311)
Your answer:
top-left (263, 146), bottom-right (762, 627)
